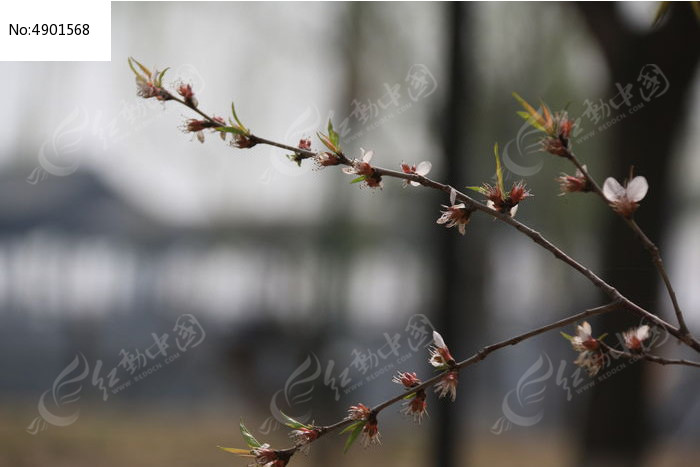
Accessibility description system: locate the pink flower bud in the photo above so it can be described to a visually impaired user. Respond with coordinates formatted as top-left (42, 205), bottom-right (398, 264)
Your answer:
top-left (298, 138), bottom-right (312, 150)
top-left (392, 371), bottom-right (421, 388)
top-left (315, 152), bottom-right (340, 167)
top-left (556, 166), bottom-right (590, 194)
top-left (622, 325), bottom-right (650, 351)
top-left (347, 403), bottom-right (371, 421)
top-left (232, 134), bottom-right (256, 149)
top-left (429, 331), bottom-right (455, 368)
top-left (177, 83), bottom-right (198, 107)
top-left (401, 389), bottom-right (428, 423)
top-left (361, 416), bottom-right (381, 447)
top-left (434, 370), bottom-right (459, 402)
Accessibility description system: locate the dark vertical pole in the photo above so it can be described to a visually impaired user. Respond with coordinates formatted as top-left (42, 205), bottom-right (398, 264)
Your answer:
top-left (434, 3), bottom-right (476, 466)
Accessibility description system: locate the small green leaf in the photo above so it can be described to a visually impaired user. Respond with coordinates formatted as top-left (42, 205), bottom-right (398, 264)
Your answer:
top-left (128, 57), bottom-right (152, 79)
top-left (317, 132), bottom-right (338, 153)
top-left (217, 446), bottom-right (253, 456)
top-left (493, 143), bottom-right (505, 198)
top-left (516, 110), bottom-right (532, 121)
top-left (516, 112), bottom-right (546, 132)
top-left (560, 332), bottom-right (573, 341)
top-left (156, 67), bottom-right (170, 86)
top-left (513, 92), bottom-right (547, 131)
top-left (127, 57), bottom-right (141, 78)
top-left (597, 333), bottom-right (608, 341)
top-left (239, 421), bottom-right (261, 449)
top-left (327, 119), bottom-right (340, 147)
top-left (512, 92), bottom-right (538, 119)
top-left (279, 411), bottom-right (307, 430)
top-left (465, 185), bottom-right (484, 194)
top-left (350, 175), bottom-right (366, 184)
top-left (339, 420), bottom-right (363, 435)
top-left (286, 153), bottom-right (303, 167)
top-left (231, 102), bottom-right (249, 134)
top-left (216, 126), bottom-right (246, 136)
top-left (343, 423), bottom-right (364, 453)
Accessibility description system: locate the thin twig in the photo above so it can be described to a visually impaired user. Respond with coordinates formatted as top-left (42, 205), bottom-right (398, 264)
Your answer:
top-left (276, 302), bottom-right (622, 458)
top-left (163, 93), bottom-right (700, 353)
top-left (565, 150), bottom-right (692, 337)
top-left (599, 341), bottom-right (700, 369)
top-left (147, 81), bottom-right (700, 466)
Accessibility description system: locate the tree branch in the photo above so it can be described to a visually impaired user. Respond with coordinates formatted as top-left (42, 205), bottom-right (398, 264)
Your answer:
top-left (165, 88), bottom-right (700, 353)
top-left (275, 302), bottom-right (622, 458)
top-left (564, 150), bottom-right (692, 337)
top-left (599, 341), bottom-right (700, 369)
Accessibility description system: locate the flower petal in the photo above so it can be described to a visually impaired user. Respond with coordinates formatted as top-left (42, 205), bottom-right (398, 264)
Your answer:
top-left (416, 161), bottom-right (432, 176)
top-left (637, 325), bottom-right (650, 341)
top-left (626, 176), bottom-right (648, 202)
top-left (433, 330), bottom-right (447, 349)
top-left (449, 188), bottom-right (457, 206)
top-left (603, 177), bottom-right (625, 202)
top-left (579, 321), bottom-right (592, 338)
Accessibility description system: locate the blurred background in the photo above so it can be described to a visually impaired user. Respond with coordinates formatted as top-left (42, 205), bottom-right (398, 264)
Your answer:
top-left (0, 2), bottom-right (699, 466)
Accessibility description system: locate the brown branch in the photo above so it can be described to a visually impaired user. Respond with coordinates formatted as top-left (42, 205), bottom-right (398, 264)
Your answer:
top-left (146, 80), bottom-right (700, 466)
top-left (599, 341), bottom-right (700, 369)
top-left (164, 90), bottom-right (700, 353)
top-left (274, 301), bottom-right (700, 461)
top-left (276, 302), bottom-right (622, 459)
top-left (564, 150), bottom-right (692, 338)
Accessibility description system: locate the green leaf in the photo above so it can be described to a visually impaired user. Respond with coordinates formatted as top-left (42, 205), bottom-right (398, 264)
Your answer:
top-left (465, 185), bottom-right (485, 194)
top-left (279, 411), bottom-right (307, 430)
top-left (513, 92), bottom-right (547, 131)
top-left (516, 110), bottom-right (532, 121)
top-left (560, 332), bottom-right (573, 341)
top-left (350, 175), bottom-right (366, 184)
top-left (597, 333), bottom-right (608, 341)
top-left (216, 126), bottom-right (246, 136)
top-left (156, 67), bottom-right (170, 87)
top-left (339, 420), bottom-right (363, 435)
top-left (516, 111), bottom-right (546, 132)
top-left (317, 132), bottom-right (338, 153)
top-left (231, 102), bottom-right (249, 134)
top-left (343, 422), bottom-right (364, 453)
top-left (239, 421), bottom-right (261, 448)
top-left (493, 143), bottom-right (505, 197)
top-left (128, 57), bottom-right (152, 79)
top-left (286, 153), bottom-right (303, 167)
top-left (217, 446), bottom-right (252, 456)
top-left (512, 92), bottom-right (538, 119)
top-left (327, 119), bottom-right (340, 147)
top-left (127, 57), bottom-right (141, 78)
